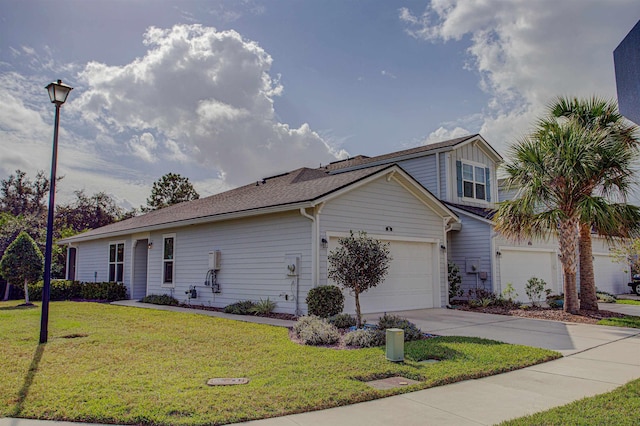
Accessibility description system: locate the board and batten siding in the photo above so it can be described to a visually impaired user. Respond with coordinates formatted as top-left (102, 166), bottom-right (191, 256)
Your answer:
top-left (145, 210), bottom-right (312, 315)
top-left (447, 214), bottom-right (493, 296)
top-left (318, 176), bottom-right (448, 307)
top-left (73, 238), bottom-right (132, 288)
top-left (447, 144), bottom-right (498, 207)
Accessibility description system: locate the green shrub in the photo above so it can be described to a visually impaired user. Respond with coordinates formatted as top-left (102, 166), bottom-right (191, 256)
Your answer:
top-left (293, 315), bottom-right (340, 346)
top-left (327, 313), bottom-right (357, 329)
top-left (376, 313), bottom-right (423, 341)
top-left (80, 282), bottom-right (128, 301)
top-left (27, 280), bottom-right (126, 302)
top-left (448, 262), bottom-right (463, 302)
top-left (344, 328), bottom-right (385, 348)
top-left (249, 298), bottom-right (277, 315)
top-left (305, 285), bottom-right (344, 318)
top-left (141, 294), bottom-right (179, 306)
top-left (223, 300), bottom-right (257, 315)
top-left (525, 276), bottom-right (548, 306)
top-left (596, 291), bottom-right (617, 303)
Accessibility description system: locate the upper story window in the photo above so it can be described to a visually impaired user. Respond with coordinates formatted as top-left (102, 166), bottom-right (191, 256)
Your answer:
top-left (108, 242), bottom-right (124, 282)
top-left (162, 234), bottom-right (175, 286)
top-left (457, 160), bottom-right (491, 202)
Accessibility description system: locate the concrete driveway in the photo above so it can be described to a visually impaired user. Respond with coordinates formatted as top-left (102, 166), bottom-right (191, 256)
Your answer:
top-left (377, 303), bottom-right (640, 356)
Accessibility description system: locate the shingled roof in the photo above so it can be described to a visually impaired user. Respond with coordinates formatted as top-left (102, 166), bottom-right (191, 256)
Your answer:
top-left (324, 134), bottom-right (482, 172)
top-left (444, 202), bottom-right (496, 221)
top-left (60, 164), bottom-right (393, 243)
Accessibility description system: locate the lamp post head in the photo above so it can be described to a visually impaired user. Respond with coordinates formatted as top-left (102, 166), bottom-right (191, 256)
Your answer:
top-left (45, 79), bottom-right (73, 105)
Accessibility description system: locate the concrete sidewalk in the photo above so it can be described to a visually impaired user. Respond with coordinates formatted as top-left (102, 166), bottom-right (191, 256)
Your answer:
top-left (2, 303), bottom-right (639, 426)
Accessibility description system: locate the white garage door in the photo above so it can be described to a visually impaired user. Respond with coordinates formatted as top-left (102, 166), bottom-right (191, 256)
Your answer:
top-left (328, 238), bottom-right (436, 314)
top-left (592, 253), bottom-right (630, 295)
top-left (499, 248), bottom-right (560, 303)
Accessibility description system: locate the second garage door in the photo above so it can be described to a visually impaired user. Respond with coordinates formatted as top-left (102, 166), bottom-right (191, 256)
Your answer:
top-left (498, 247), bottom-right (561, 302)
top-left (328, 237), bottom-right (436, 314)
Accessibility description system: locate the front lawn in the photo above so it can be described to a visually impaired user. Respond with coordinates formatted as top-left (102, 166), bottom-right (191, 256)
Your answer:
top-left (616, 299), bottom-right (640, 306)
top-left (500, 378), bottom-right (640, 426)
top-left (597, 316), bottom-right (640, 328)
top-left (0, 301), bottom-right (559, 425)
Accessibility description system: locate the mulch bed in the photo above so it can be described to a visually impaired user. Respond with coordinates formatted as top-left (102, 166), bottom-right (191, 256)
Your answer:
top-left (177, 303), bottom-right (298, 321)
top-left (455, 305), bottom-right (628, 324)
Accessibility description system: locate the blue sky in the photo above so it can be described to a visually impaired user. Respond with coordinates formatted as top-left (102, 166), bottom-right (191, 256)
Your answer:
top-left (0, 0), bottom-right (638, 208)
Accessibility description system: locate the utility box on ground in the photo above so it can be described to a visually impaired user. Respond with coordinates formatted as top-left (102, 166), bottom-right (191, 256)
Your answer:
top-left (385, 328), bottom-right (404, 362)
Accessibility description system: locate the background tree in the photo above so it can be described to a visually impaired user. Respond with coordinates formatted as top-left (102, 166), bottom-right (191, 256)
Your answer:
top-left (0, 169), bottom-right (52, 217)
top-left (0, 231), bottom-right (44, 305)
top-left (550, 97), bottom-right (640, 310)
top-left (327, 231), bottom-right (392, 327)
top-left (56, 190), bottom-right (126, 233)
top-left (144, 173), bottom-right (199, 211)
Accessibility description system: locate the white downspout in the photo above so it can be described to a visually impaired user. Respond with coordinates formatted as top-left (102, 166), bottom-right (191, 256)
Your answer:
top-left (300, 207), bottom-right (317, 287)
top-left (436, 152), bottom-right (441, 198)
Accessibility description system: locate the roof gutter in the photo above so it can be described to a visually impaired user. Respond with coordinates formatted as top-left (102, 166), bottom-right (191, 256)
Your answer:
top-left (59, 201), bottom-right (313, 244)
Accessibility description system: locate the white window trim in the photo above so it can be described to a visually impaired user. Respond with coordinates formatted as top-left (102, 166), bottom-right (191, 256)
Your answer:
top-left (161, 233), bottom-right (176, 288)
top-left (108, 241), bottom-right (126, 283)
top-left (460, 159), bottom-right (488, 202)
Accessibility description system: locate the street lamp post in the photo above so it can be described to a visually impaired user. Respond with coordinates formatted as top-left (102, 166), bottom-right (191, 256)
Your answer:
top-left (40, 79), bottom-right (73, 344)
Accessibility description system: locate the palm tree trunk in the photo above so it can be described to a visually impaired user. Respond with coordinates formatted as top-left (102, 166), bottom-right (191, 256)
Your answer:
top-left (559, 216), bottom-right (580, 313)
top-left (579, 223), bottom-right (599, 311)
top-left (355, 291), bottom-right (362, 328)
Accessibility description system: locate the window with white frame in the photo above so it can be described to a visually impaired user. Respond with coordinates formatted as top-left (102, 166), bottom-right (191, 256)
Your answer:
top-left (108, 242), bottom-right (124, 282)
top-left (162, 234), bottom-right (175, 286)
top-left (460, 161), bottom-right (489, 201)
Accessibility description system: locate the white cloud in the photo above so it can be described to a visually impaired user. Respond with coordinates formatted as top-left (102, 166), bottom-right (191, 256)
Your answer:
top-left (423, 126), bottom-right (470, 144)
top-left (128, 132), bottom-right (158, 163)
top-left (400, 1), bottom-right (639, 153)
top-left (381, 70), bottom-right (397, 79)
top-left (73, 24), bottom-right (341, 186)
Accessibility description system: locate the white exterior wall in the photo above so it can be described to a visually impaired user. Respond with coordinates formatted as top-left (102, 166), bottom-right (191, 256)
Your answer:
top-left (73, 238), bottom-right (133, 296)
top-left (144, 211), bottom-right (312, 315)
top-left (318, 176), bottom-right (448, 307)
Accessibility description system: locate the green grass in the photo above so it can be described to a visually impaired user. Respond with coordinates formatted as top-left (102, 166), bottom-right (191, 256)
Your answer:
top-left (0, 301), bottom-right (560, 425)
top-left (597, 316), bottom-right (640, 328)
top-left (616, 298), bottom-right (640, 306)
top-left (500, 378), bottom-right (640, 425)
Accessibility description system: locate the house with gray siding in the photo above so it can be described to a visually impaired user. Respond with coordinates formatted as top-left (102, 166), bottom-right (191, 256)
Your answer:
top-left (61, 134), bottom-right (631, 313)
top-left (60, 164), bottom-right (459, 315)
top-left (323, 134), bottom-right (630, 300)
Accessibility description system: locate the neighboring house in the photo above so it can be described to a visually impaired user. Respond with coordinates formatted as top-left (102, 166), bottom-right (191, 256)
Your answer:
top-left (323, 134), bottom-right (630, 300)
top-left (60, 134), bottom-right (631, 314)
top-left (59, 164), bottom-right (459, 315)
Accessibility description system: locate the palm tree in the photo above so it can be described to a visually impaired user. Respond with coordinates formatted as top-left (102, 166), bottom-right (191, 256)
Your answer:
top-left (495, 116), bottom-right (634, 314)
top-left (550, 97), bottom-right (640, 310)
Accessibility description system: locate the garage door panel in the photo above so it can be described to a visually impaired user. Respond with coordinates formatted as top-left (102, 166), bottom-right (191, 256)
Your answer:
top-left (328, 238), bottom-right (435, 314)
top-left (499, 249), bottom-right (559, 302)
top-left (593, 254), bottom-right (629, 295)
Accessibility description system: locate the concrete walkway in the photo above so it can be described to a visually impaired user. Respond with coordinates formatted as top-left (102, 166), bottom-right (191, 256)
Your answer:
top-left (2, 301), bottom-right (639, 426)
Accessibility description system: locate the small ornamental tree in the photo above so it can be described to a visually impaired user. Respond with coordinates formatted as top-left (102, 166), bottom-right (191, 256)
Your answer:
top-left (327, 231), bottom-right (392, 328)
top-left (0, 231), bottom-right (44, 305)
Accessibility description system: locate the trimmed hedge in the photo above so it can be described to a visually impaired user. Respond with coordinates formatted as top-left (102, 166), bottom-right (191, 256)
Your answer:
top-left (27, 280), bottom-right (128, 302)
top-left (141, 294), bottom-right (180, 306)
top-left (306, 285), bottom-right (344, 318)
